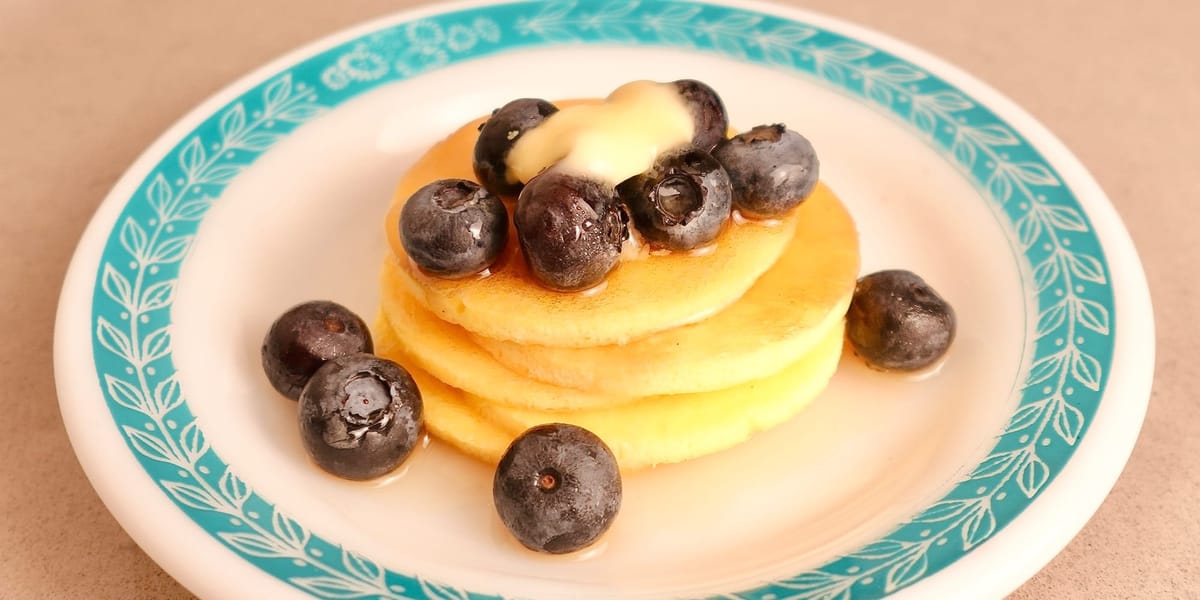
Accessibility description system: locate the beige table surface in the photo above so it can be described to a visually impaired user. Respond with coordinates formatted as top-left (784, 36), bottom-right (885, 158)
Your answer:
top-left (2, 0), bottom-right (1196, 598)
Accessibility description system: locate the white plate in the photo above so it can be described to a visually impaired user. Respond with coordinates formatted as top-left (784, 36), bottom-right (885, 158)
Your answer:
top-left (54, 1), bottom-right (1154, 598)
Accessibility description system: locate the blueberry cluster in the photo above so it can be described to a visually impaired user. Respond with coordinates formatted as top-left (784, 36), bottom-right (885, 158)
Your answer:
top-left (398, 79), bottom-right (824, 292)
top-left (261, 303), bottom-right (622, 553)
top-left (261, 301), bottom-right (424, 481)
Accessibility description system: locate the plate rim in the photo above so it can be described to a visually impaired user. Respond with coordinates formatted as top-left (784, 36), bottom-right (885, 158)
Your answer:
top-left (52, 0), bottom-right (1155, 598)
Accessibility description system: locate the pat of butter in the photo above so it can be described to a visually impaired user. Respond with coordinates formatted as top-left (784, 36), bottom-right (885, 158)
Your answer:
top-left (506, 81), bottom-right (694, 186)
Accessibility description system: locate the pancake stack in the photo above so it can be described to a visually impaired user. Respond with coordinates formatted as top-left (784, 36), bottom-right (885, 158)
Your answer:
top-left (375, 116), bottom-right (861, 470)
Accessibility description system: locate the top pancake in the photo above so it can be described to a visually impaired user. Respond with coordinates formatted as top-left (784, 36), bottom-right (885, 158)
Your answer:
top-left (385, 109), bottom-right (802, 347)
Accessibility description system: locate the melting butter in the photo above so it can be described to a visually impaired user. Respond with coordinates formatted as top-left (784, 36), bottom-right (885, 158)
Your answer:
top-left (506, 81), bottom-right (694, 186)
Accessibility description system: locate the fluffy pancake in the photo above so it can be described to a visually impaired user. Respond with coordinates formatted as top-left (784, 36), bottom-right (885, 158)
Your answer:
top-left (471, 184), bottom-right (859, 396)
top-left (377, 278), bottom-right (634, 410)
top-left (373, 315), bottom-right (844, 470)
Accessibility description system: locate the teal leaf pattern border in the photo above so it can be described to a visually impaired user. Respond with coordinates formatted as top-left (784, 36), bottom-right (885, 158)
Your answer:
top-left (88, 2), bottom-right (1113, 599)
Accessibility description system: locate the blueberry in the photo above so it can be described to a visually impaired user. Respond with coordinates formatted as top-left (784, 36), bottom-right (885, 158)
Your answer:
top-left (399, 179), bottom-right (508, 278)
top-left (846, 270), bottom-right (956, 371)
top-left (261, 301), bottom-right (373, 400)
top-left (493, 423), bottom-right (621, 554)
top-left (515, 170), bottom-right (624, 291)
top-left (712, 124), bottom-right (820, 219)
top-left (617, 146), bottom-right (731, 250)
top-left (474, 98), bottom-right (559, 196)
top-left (673, 79), bottom-right (729, 151)
top-left (298, 354), bottom-right (424, 480)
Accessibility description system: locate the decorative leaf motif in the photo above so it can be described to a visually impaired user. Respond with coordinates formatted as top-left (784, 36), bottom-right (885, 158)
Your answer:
top-left (595, 23), bottom-right (636, 42)
top-left (1005, 401), bottom-right (1046, 433)
top-left (236, 132), bottom-right (282, 152)
top-left (1017, 453), bottom-right (1050, 497)
top-left (162, 481), bottom-right (225, 511)
top-left (871, 63), bottom-right (926, 83)
top-left (710, 34), bottom-right (748, 59)
top-left (1036, 300), bottom-right (1068, 336)
top-left (105, 375), bottom-right (147, 412)
top-left (764, 23), bottom-right (815, 43)
top-left (273, 510), bottom-right (311, 549)
top-left (951, 136), bottom-right (977, 169)
top-left (528, 24), bottom-right (579, 42)
top-left (964, 123), bottom-right (1019, 146)
top-left (198, 165), bottom-right (242, 185)
top-left (884, 549), bottom-right (928, 592)
top-left (865, 80), bottom-right (893, 107)
top-left (141, 327), bottom-right (171, 363)
top-left (123, 426), bottom-right (177, 464)
top-left (987, 170), bottom-right (1013, 203)
top-left (1025, 352), bottom-right (1066, 387)
top-left (180, 420), bottom-right (209, 461)
top-left (263, 75), bottom-right (294, 115)
top-left (709, 13), bottom-right (763, 31)
top-left (777, 570), bottom-right (843, 591)
top-left (119, 217), bottom-right (148, 259)
top-left (220, 104), bottom-right (247, 140)
top-left (822, 42), bottom-right (873, 62)
top-left (102, 264), bottom-right (134, 308)
top-left (594, 0), bottom-right (638, 19)
top-left (969, 449), bottom-right (1019, 479)
top-left (139, 280), bottom-right (175, 312)
top-left (96, 317), bottom-right (134, 360)
top-left (1054, 400), bottom-right (1085, 444)
top-left (761, 44), bottom-right (793, 66)
top-left (147, 174), bottom-right (174, 219)
top-left (343, 550), bottom-right (384, 584)
top-left (1074, 297), bottom-right (1111, 334)
top-left (179, 138), bottom-right (207, 181)
top-left (1032, 256), bottom-right (1060, 292)
top-left (173, 197), bottom-right (212, 221)
top-left (1041, 205), bottom-right (1088, 232)
top-left (651, 4), bottom-right (701, 23)
top-left (535, 0), bottom-right (576, 20)
top-left (151, 235), bottom-right (193, 264)
top-left (961, 503), bottom-right (996, 550)
top-left (153, 375), bottom-right (183, 414)
top-left (219, 469), bottom-right (251, 506)
top-left (420, 577), bottom-right (471, 600)
top-left (218, 531), bottom-right (294, 558)
top-left (818, 61), bottom-right (847, 86)
top-left (653, 26), bottom-right (695, 48)
top-left (1066, 251), bottom-right (1107, 284)
top-left (276, 104), bottom-right (325, 123)
top-left (1070, 348), bottom-right (1102, 391)
top-left (291, 576), bottom-right (372, 598)
top-left (1014, 161), bottom-right (1059, 185)
top-left (1015, 211), bottom-right (1043, 249)
top-left (913, 499), bottom-right (973, 523)
top-left (922, 90), bottom-right (972, 111)
top-left (847, 539), bottom-right (908, 560)
top-left (911, 105), bottom-right (937, 134)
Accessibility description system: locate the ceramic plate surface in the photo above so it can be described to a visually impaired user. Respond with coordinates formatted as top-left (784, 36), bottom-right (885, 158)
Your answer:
top-left (54, 1), bottom-right (1154, 598)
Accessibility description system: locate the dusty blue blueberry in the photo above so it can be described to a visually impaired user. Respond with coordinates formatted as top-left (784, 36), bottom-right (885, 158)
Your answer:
top-left (712, 124), bottom-right (819, 219)
top-left (846, 270), bottom-right (956, 371)
top-left (617, 145), bottom-right (731, 251)
top-left (298, 354), bottom-right (423, 480)
top-left (672, 79), bottom-right (729, 151)
top-left (515, 171), bottom-right (624, 292)
top-left (493, 423), bottom-right (622, 554)
top-left (399, 178), bottom-right (508, 278)
top-left (261, 300), bottom-right (373, 400)
top-left (473, 98), bottom-right (559, 196)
